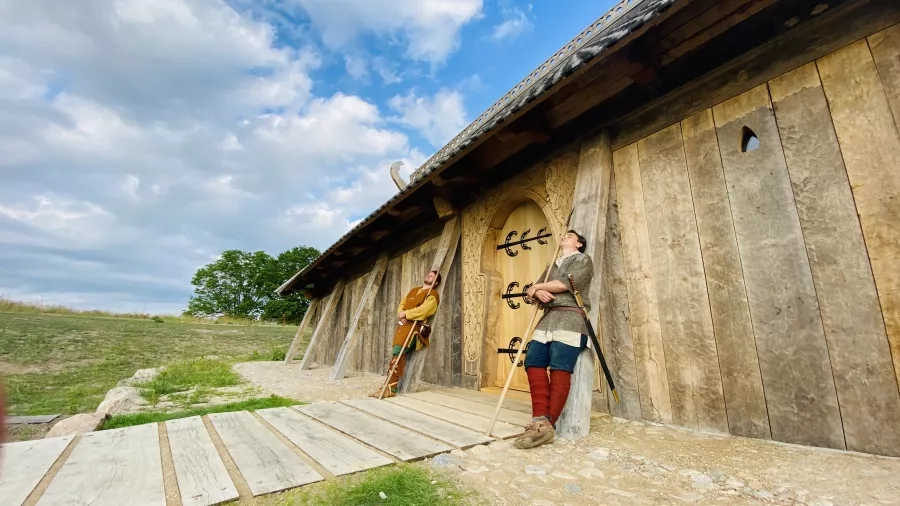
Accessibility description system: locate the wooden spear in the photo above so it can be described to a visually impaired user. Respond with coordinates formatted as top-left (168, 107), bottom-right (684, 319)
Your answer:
top-left (485, 209), bottom-right (574, 436)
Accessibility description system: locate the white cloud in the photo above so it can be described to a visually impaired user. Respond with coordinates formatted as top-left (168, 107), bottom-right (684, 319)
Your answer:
top-left (344, 55), bottom-right (368, 80)
top-left (389, 89), bottom-right (467, 148)
top-left (288, 0), bottom-right (484, 63)
top-left (0, 0), bottom-right (425, 313)
top-left (491, 3), bottom-right (533, 41)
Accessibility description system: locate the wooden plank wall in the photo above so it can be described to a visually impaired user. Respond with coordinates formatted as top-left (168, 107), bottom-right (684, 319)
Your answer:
top-left (308, 232), bottom-right (463, 388)
top-left (607, 24), bottom-right (900, 457)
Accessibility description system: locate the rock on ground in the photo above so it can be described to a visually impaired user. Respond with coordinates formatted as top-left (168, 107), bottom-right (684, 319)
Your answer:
top-left (46, 413), bottom-right (108, 438)
top-left (117, 367), bottom-right (161, 387)
top-left (95, 386), bottom-right (148, 416)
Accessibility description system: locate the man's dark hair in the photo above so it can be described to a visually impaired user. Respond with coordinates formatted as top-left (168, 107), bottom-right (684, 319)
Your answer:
top-left (568, 230), bottom-right (587, 254)
top-left (429, 270), bottom-right (442, 287)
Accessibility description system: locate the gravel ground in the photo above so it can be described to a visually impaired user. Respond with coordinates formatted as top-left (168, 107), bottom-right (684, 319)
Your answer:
top-left (235, 362), bottom-right (900, 506)
top-left (232, 361), bottom-right (441, 402)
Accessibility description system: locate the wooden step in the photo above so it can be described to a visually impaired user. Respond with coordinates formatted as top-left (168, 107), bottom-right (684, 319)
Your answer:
top-left (165, 416), bottom-right (239, 506)
top-left (0, 436), bottom-right (73, 506)
top-left (386, 396), bottom-right (522, 439)
top-left (343, 399), bottom-right (494, 448)
top-left (296, 402), bottom-right (452, 461)
top-left (406, 391), bottom-right (532, 426)
top-left (256, 407), bottom-right (393, 476)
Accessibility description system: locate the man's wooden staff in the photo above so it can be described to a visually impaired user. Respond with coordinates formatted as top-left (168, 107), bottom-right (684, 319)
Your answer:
top-left (377, 275), bottom-right (438, 400)
top-left (485, 209), bottom-right (574, 436)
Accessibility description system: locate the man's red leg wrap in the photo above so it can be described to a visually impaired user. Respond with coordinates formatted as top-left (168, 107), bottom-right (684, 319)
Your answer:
top-left (548, 369), bottom-right (572, 424)
top-left (525, 367), bottom-right (550, 419)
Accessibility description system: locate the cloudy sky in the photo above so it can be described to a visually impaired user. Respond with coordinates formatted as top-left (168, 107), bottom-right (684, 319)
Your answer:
top-left (0, 0), bottom-right (618, 314)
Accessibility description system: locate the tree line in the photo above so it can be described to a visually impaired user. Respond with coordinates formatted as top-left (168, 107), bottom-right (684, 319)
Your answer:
top-left (184, 246), bottom-right (318, 323)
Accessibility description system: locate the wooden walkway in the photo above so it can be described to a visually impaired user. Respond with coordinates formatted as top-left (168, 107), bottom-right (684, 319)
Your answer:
top-left (0, 388), bottom-right (533, 506)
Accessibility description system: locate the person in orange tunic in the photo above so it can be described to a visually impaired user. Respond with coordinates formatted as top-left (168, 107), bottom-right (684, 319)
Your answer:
top-left (370, 270), bottom-right (441, 398)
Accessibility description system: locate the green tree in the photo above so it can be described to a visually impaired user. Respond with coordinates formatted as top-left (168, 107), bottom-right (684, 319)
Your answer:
top-left (185, 246), bottom-right (319, 322)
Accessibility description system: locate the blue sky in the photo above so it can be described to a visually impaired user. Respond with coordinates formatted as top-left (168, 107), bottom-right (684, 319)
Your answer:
top-left (0, 0), bottom-right (619, 314)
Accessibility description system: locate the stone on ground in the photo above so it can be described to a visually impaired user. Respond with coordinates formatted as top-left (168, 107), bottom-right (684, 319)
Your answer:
top-left (46, 413), bottom-right (107, 438)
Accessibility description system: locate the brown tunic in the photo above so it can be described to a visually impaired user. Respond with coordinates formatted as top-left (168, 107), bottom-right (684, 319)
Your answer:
top-left (392, 287), bottom-right (440, 349)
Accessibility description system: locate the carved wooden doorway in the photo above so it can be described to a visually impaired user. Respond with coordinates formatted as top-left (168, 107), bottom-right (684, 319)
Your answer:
top-left (493, 200), bottom-right (555, 392)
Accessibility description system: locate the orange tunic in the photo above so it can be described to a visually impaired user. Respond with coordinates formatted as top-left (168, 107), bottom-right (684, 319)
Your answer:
top-left (392, 287), bottom-right (440, 349)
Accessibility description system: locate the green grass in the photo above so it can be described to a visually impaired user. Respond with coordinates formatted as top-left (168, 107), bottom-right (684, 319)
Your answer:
top-left (0, 312), bottom-right (302, 415)
top-left (102, 396), bottom-right (301, 430)
top-left (256, 464), bottom-right (482, 506)
top-left (135, 358), bottom-right (242, 403)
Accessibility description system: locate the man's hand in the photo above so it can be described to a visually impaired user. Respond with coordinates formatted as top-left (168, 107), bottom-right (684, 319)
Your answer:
top-left (399, 317), bottom-right (409, 325)
top-left (534, 289), bottom-right (555, 303)
top-left (526, 284), bottom-right (540, 299)
top-left (398, 310), bottom-right (406, 319)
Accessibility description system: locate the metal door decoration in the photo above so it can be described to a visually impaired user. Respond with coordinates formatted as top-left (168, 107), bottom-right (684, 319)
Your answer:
top-left (502, 281), bottom-right (534, 309)
top-left (496, 227), bottom-right (551, 257)
top-left (498, 337), bottom-right (530, 367)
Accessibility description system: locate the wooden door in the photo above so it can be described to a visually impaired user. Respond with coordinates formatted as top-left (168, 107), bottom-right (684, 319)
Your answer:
top-left (494, 201), bottom-right (555, 391)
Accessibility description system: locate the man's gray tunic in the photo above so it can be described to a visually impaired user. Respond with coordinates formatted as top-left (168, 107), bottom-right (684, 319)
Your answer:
top-left (532, 252), bottom-right (594, 338)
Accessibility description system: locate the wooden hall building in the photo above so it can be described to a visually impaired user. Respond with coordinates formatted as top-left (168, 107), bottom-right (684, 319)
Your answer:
top-left (278, 0), bottom-right (900, 457)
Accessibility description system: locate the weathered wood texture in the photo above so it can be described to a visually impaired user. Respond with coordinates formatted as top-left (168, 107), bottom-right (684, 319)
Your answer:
top-left (208, 411), bottom-right (323, 496)
top-left (637, 124), bottom-right (728, 433)
top-left (165, 416), bottom-right (239, 506)
top-left (818, 37), bottom-right (900, 406)
top-left (870, 24), bottom-right (900, 128)
top-left (330, 255), bottom-right (389, 380)
top-left (0, 436), bottom-right (72, 506)
top-left (385, 396), bottom-right (522, 439)
top-left (343, 399), bottom-right (493, 448)
top-left (299, 280), bottom-right (345, 370)
top-left (400, 217), bottom-right (463, 393)
top-left (613, 143), bottom-right (673, 424)
top-left (770, 61), bottom-right (900, 456)
top-left (38, 424), bottom-right (165, 506)
top-left (681, 109), bottom-right (770, 439)
top-left (555, 348), bottom-right (595, 439)
top-left (408, 391), bottom-right (532, 427)
top-left (284, 298), bottom-right (320, 363)
top-left (600, 173), bottom-right (642, 420)
top-left (712, 84), bottom-right (843, 449)
top-left (256, 407), bottom-right (393, 476)
top-left (296, 402), bottom-right (452, 461)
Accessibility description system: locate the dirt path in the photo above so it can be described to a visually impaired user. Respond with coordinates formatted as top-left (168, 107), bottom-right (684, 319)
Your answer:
top-left (429, 416), bottom-right (899, 505)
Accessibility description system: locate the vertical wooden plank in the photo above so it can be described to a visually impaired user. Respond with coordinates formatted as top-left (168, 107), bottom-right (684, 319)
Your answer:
top-left (612, 143), bottom-right (673, 424)
top-left (682, 108), bottom-right (770, 440)
top-left (0, 436), bottom-right (73, 506)
top-left (37, 425), bottom-right (165, 506)
top-left (284, 299), bottom-right (320, 363)
top-left (601, 173), bottom-right (642, 420)
top-left (869, 24), bottom-right (900, 129)
top-left (818, 38), bottom-right (900, 404)
top-left (770, 62), bottom-right (900, 457)
top-left (712, 84), bottom-right (844, 450)
top-left (165, 416), bottom-right (239, 506)
top-left (331, 255), bottom-right (389, 380)
top-left (299, 279), bottom-right (345, 370)
top-left (449, 246), bottom-right (465, 387)
top-left (637, 124), bottom-right (729, 433)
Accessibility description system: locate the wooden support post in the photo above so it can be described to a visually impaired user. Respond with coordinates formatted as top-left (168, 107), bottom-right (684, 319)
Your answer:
top-left (330, 256), bottom-right (390, 380)
top-left (284, 298), bottom-right (321, 363)
top-left (432, 196), bottom-right (456, 219)
top-left (556, 129), bottom-right (614, 440)
top-left (299, 279), bottom-right (346, 370)
top-left (398, 217), bottom-right (462, 393)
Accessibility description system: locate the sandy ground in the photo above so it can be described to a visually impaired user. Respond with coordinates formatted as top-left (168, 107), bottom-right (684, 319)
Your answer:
top-left (236, 362), bottom-right (900, 506)
top-left (429, 417), bottom-right (900, 506)
top-left (232, 361), bottom-right (442, 401)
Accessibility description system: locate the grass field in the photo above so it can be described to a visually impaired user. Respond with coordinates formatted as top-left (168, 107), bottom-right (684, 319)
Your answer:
top-left (0, 311), bottom-right (299, 415)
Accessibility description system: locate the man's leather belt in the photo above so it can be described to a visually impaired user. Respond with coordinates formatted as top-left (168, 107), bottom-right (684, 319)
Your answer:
top-left (546, 306), bottom-right (585, 315)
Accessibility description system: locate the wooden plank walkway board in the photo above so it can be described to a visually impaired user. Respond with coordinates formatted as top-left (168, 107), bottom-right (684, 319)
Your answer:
top-left (296, 402), bottom-right (452, 461)
top-left (256, 407), bottom-right (393, 476)
top-left (386, 396), bottom-right (522, 439)
top-left (343, 399), bottom-right (494, 448)
top-left (0, 436), bottom-right (72, 506)
top-left (208, 411), bottom-right (323, 496)
top-left (407, 391), bottom-right (532, 426)
top-left (37, 424), bottom-right (164, 506)
top-left (431, 387), bottom-right (532, 413)
top-left (165, 417), bottom-right (239, 506)
top-left (7, 415), bottom-right (59, 425)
